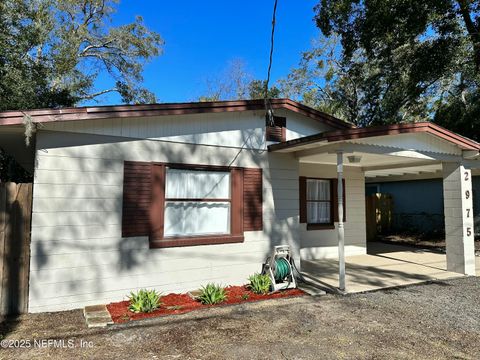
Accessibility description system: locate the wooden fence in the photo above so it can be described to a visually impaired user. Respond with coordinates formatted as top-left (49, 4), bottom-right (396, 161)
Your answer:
top-left (366, 193), bottom-right (393, 241)
top-left (0, 183), bottom-right (32, 315)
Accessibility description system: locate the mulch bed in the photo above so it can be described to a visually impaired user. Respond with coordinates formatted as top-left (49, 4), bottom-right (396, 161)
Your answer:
top-left (107, 285), bottom-right (305, 323)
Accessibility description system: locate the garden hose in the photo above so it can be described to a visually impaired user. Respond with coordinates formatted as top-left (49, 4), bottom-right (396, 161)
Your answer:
top-left (290, 257), bottom-right (307, 283)
top-left (274, 257), bottom-right (291, 281)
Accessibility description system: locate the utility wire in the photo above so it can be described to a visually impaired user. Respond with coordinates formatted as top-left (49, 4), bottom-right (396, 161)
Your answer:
top-left (264, 0), bottom-right (278, 126)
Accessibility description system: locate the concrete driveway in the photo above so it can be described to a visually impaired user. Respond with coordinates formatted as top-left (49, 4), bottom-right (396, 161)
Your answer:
top-left (302, 242), bottom-right (465, 293)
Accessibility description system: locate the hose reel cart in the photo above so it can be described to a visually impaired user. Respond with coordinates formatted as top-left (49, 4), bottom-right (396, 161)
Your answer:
top-left (262, 245), bottom-right (298, 291)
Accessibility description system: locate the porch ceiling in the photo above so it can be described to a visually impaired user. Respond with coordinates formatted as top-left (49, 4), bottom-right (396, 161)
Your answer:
top-left (365, 163), bottom-right (442, 179)
top-left (298, 147), bottom-right (445, 179)
top-left (0, 126), bottom-right (35, 172)
top-left (297, 147), bottom-right (444, 167)
top-left (0, 125), bottom-right (25, 134)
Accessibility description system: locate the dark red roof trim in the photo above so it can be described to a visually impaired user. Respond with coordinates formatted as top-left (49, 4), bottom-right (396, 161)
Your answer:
top-left (0, 99), bottom-right (353, 130)
top-left (268, 122), bottom-right (480, 151)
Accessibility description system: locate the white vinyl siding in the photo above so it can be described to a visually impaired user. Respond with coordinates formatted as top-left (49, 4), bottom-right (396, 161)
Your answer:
top-left (41, 108), bottom-right (338, 149)
top-left (29, 128), bottom-right (301, 312)
top-left (299, 163), bottom-right (367, 260)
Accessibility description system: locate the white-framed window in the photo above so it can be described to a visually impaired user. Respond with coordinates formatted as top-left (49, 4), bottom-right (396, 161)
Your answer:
top-left (306, 179), bottom-right (332, 224)
top-left (164, 168), bottom-right (231, 237)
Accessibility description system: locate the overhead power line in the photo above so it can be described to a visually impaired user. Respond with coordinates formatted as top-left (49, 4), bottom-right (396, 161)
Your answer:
top-left (265, 0), bottom-right (278, 126)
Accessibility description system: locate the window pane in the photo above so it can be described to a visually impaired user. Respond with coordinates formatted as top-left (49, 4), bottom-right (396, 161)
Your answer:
top-left (164, 201), bottom-right (230, 237)
top-left (306, 179), bottom-right (330, 201)
top-left (166, 169), bottom-right (230, 199)
top-left (307, 201), bottom-right (331, 224)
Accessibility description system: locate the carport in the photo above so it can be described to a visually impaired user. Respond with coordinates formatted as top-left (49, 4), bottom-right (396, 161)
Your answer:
top-left (269, 122), bottom-right (480, 292)
top-left (301, 243), bottom-right (463, 293)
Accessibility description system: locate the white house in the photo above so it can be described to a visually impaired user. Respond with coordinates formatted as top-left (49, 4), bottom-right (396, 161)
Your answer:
top-left (0, 99), bottom-right (478, 313)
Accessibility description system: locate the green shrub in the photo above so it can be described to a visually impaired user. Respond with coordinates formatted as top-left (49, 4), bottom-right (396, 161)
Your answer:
top-left (128, 289), bottom-right (161, 313)
top-left (248, 273), bottom-right (272, 294)
top-left (197, 283), bottom-right (227, 305)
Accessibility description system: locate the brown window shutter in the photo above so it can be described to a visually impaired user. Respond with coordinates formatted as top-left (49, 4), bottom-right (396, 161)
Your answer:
top-left (333, 179), bottom-right (346, 222)
top-left (122, 161), bottom-right (152, 237)
top-left (231, 168), bottom-right (244, 236)
top-left (149, 164), bottom-right (166, 242)
top-left (243, 168), bottom-right (263, 231)
top-left (299, 176), bottom-right (307, 223)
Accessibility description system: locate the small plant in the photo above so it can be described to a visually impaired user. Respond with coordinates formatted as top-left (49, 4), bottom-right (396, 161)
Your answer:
top-left (248, 273), bottom-right (272, 294)
top-left (128, 289), bottom-right (161, 313)
top-left (197, 283), bottom-right (227, 305)
top-left (241, 293), bottom-right (249, 301)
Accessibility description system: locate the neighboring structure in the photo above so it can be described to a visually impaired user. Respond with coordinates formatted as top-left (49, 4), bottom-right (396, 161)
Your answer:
top-left (0, 99), bottom-right (479, 312)
top-left (366, 177), bottom-right (480, 237)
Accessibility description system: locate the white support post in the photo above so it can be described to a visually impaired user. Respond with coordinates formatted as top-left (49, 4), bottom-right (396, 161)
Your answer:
top-left (337, 151), bottom-right (346, 291)
top-left (442, 162), bottom-right (476, 275)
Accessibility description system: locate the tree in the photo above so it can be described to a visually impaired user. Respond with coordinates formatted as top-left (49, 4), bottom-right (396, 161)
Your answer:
top-left (278, 36), bottom-right (365, 124)
top-left (0, 0), bottom-right (163, 182)
top-left (198, 59), bottom-right (252, 102)
top-left (198, 59), bottom-right (281, 101)
top-left (248, 80), bottom-right (281, 100)
top-left (0, 0), bottom-right (163, 111)
top-left (300, 0), bottom-right (480, 138)
top-left (0, 0), bottom-right (74, 111)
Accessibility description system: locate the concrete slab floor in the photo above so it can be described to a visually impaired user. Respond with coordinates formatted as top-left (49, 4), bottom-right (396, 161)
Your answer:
top-left (83, 305), bottom-right (113, 328)
top-left (301, 243), bottom-right (467, 294)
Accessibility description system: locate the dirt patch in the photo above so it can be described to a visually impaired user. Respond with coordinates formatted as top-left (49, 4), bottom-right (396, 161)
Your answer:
top-left (380, 234), bottom-right (480, 254)
top-left (0, 277), bottom-right (479, 359)
top-left (108, 286), bottom-right (305, 323)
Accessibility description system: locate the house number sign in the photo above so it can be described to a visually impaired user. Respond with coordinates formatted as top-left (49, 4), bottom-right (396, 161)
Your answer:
top-left (465, 171), bottom-right (472, 238)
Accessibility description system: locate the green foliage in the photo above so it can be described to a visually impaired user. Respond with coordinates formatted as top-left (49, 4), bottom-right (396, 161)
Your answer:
top-left (248, 80), bottom-right (281, 100)
top-left (128, 289), bottom-right (161, 313)
top-left (197, 283), bottom-right (227, 305)
top-left (0, 0), bottom-right (163, 180)
top-left (0, 148), bottom-right (33, 183)
top-left (247, 273), bottom-right (272, 294)
top-left (0, 0), bottom-right (163, 111)
top-left (279, 0), bottom-right (480, 139)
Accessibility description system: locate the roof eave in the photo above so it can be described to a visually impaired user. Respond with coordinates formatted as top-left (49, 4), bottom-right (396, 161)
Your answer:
top-left (0, 98), bottom-right (353, 130)
top-left (268, 122), bottom-right (480, 153)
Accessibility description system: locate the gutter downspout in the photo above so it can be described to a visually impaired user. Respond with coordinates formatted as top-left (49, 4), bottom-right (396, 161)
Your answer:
top-left (337, 151), bottom-right (346, 292)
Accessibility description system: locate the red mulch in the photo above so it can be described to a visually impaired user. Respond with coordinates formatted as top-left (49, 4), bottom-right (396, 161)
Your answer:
top-left (107, 285), bottom-right (305, 323)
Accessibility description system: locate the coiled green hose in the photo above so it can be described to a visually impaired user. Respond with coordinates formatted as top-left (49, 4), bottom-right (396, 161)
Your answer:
top-left (274, 257), bottom-right (291, 281)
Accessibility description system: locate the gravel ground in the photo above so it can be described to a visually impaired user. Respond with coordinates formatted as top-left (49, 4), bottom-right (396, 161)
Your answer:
top-left (0, 277), bottom-right (479, 360)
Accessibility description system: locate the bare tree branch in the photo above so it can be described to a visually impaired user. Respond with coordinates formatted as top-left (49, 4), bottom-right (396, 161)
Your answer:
top-left (78, 88), bottom-right (118, 100)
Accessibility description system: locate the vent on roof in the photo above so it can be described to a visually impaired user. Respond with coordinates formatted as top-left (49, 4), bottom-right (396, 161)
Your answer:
top-left (266, 115), bottom-right (286, 142)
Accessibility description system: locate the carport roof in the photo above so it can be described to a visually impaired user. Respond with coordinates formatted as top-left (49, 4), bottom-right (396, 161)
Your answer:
top-left (268, 122), bottom-right (480, 152)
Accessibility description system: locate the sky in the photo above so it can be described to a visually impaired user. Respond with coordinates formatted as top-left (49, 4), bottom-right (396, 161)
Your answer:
top-left (92, 0), bottom-right (321, 105)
